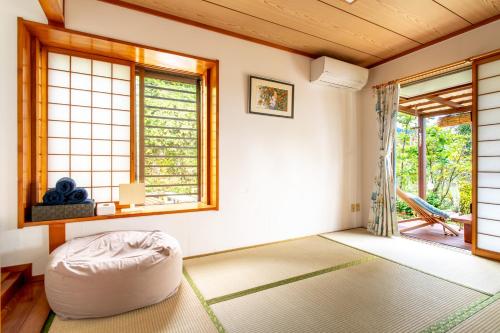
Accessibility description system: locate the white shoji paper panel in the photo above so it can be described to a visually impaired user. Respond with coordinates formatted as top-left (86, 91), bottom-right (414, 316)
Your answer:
top-left (478, 219), bottom-right (500, 237)
top-left (478, 172), bottom-right (500, 188)
top-left (477, 234), bottom-right (500, 252)
top-left (478, 108), bottom-right (500, 126)
top-left (478, 59), bottom-right (500, 79)
top-left (478, 203), bottom-right (500, 220)
top-left (478, 124), bottom-right (500, 141)
top-left (47, 52), bottom-right (131, 202)
top-left (478, 92), bottom-right (500, 110)
top-left (478, 188), bottom-right (500, 204)
top-left (478, 141), bottom-right (500, 156)
top-left (478, 75), bottom-right (500, 95)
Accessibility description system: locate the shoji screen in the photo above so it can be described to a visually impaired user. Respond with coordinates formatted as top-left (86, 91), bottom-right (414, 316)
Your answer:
top-left (474, 55), bottom-right (500, 259)
top-left (47, 52), bottom-right (132, 202)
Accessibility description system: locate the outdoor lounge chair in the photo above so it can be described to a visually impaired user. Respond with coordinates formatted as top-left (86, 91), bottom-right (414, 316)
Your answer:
top-left (396, 188), bottom-right (462, 236)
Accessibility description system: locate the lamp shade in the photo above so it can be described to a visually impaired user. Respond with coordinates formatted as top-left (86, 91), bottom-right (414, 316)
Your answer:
top-left (119, 183), bottom-right (145, 206)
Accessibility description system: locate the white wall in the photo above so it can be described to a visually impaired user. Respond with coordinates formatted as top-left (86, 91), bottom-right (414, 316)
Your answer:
top-left (360, 19), bottom-right (500, 224)
top-left (0, 0), bottom-right (362, 275)
top-left (0, 0), bottom-right (49, 275)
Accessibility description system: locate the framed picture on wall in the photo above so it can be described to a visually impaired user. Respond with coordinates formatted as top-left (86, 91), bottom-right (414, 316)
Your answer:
top-left (249, 76), bottom-right (294, 118)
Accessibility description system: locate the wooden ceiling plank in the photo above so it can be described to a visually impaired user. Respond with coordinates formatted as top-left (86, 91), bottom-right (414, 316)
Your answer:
top-left (434, 0), bottom-right (500, 24)
top-left (100, 0), bottom-right (379, 66)
top-left (319, 0), bottom-right (470, 44)
top-left (38, 0), bottom-right (65, 26)
top-left (202, 0), bottom-right (419, 58)
top-left (368, 14), bottom-right (500, 68)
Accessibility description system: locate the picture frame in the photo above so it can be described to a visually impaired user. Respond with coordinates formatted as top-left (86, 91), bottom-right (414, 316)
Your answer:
top-left (249, 76), bottom-right (294, 118)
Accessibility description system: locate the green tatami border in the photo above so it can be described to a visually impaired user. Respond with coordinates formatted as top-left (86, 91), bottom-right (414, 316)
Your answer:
top-left (41, 311), bottom-right (55, 333)
top-left (421, 292), bottom-right (500, 333)
top-left (183, 268), bottom-right (226, 333)
top-left (205, 255), bottom-right (376, 305)
top-left (318, 234), bottom-right (492, 297)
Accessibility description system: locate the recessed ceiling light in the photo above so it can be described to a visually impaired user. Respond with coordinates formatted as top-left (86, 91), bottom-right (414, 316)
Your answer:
top-left (344, 0), bottom-right (357, 3)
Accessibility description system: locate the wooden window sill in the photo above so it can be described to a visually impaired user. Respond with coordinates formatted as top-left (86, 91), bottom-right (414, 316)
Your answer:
top-left (23, 203), bottom-right (217, 227)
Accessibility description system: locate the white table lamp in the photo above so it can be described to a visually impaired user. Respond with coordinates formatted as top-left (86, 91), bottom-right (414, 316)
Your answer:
top-left (119, 183), bottom-right (145, 212)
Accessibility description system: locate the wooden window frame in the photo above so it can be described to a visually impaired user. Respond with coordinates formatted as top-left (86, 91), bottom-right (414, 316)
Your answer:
top-left (136, 68), bottom-right (203, 205)
top-left (17, 18), bottom-right (219, 228)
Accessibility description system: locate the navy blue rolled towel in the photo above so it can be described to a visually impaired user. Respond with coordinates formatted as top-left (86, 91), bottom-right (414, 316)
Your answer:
top-left (65, 187), bottom-right (88, 204)
top-left (56, 177), bottom-right (76, 195)
top-left (43, 188), bottom-right (65, 205)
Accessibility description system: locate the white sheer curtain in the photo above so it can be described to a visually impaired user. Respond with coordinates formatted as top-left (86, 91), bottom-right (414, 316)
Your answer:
top-left (368, 83), bottom-right (399, 237)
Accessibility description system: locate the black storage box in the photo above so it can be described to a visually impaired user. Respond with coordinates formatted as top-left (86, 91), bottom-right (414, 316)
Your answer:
top-left (31, 200), bottom-right (95, 221)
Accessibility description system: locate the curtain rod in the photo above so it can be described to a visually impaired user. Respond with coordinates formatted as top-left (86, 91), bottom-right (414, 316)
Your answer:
top-left (371, 48), bottom-right (500, 90)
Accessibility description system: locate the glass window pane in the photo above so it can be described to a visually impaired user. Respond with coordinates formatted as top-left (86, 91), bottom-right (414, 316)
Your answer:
top-left (112, 64), bottom-right (130, 80)
top-left (93, 156), bottom-right (111, 171)
top-left (48, 120), bottom-right (69, 138)
top-left (48, 53), bottom-right (70, 71)
top-left (92, 139), bottom-right (111, 155)
top-left (93, 76), bottom-right (111, 93)
top-left (48, 155), bottom-right (69, 171)
top-left (48, 69), bottom-right (69, 87)
top-left (71, 56), bottom-right (91, 74)
top-left (112, 110), bottom-right (130, 126)
top-left (93, 172), bottom-right (111, 186)
top-left (112, 156), bottom-right (130, 171)
top-left (71, 73), bottom-right (91, 90)
top-left (112, 141), bottom-right (130, 155)
top-left (112, 94), bottom-right (130, 110)
top-left (48, 104), bottom-right (69, 121)
top-left (48, 138), bottom-right (69, 154)
top-left (92, 187), bottom-right (111, 202)
top-left (112, 79), bottom-right (130, 95)
top-left (48, 172), bottom-right (70, 188)
top-left (71, 172), bottom-right (92, 187)
top-left (71, 122), bottom-right (91, 139)
top-left (71, 106), bottom-right (91, 123)
top-left (93, 108), bottom-right (112, 124)
top-left (48, 87), bottom-right (70, 104)
top-left (71, 139), bottom-right (91, 155)
top-left (112, 125), bottom-right (130, 140)
top-left (92, 124), bottom-right (111, 140)
top-left (71, 89), bottom-right (91, 107)
top-left (93, 92), bottom-right (111, 108)
top-left (71, 155), bottom-right (92, 171)
top-left (112, 172), bottom-right (130, 186)
top-left (93, 60), bottom-right (111, 77)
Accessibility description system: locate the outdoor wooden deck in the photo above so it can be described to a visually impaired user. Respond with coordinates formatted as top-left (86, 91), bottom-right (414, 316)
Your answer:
top-left (399, 220), bottom-right (471, 251)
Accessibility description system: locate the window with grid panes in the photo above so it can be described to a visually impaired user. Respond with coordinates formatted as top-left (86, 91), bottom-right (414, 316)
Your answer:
top-left (46, 52), bottom-right (132, 203)
top-left (136, 70), bottom-right (201, 205)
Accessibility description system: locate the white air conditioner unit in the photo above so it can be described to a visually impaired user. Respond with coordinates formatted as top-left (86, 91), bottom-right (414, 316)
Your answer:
top-left (310, 56), bottom-right (368, 91)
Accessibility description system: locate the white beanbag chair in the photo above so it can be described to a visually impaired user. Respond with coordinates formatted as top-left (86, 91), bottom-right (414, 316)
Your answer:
top-left (45, 230), bottom-right (182, 319)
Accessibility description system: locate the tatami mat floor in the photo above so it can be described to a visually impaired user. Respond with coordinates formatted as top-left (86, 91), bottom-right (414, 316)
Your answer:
top-left (44, 229), bottom-right (500, 333)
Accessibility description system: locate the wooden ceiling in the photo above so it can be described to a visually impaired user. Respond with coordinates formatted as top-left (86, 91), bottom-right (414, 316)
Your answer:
top-left (399, 83), bottom-right (472, 118)
top-left (100, 0), bottom-right (500, 67)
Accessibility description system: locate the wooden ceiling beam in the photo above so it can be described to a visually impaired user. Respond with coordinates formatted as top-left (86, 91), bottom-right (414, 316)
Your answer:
top-left (420, 106), bottom-right (471, 117)
top-left (39, 0), bottom-right (65, 27)
top-left (427, 96), bottom-right (463, 109)
top-left (399, 105), bottom-right (418, 115)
